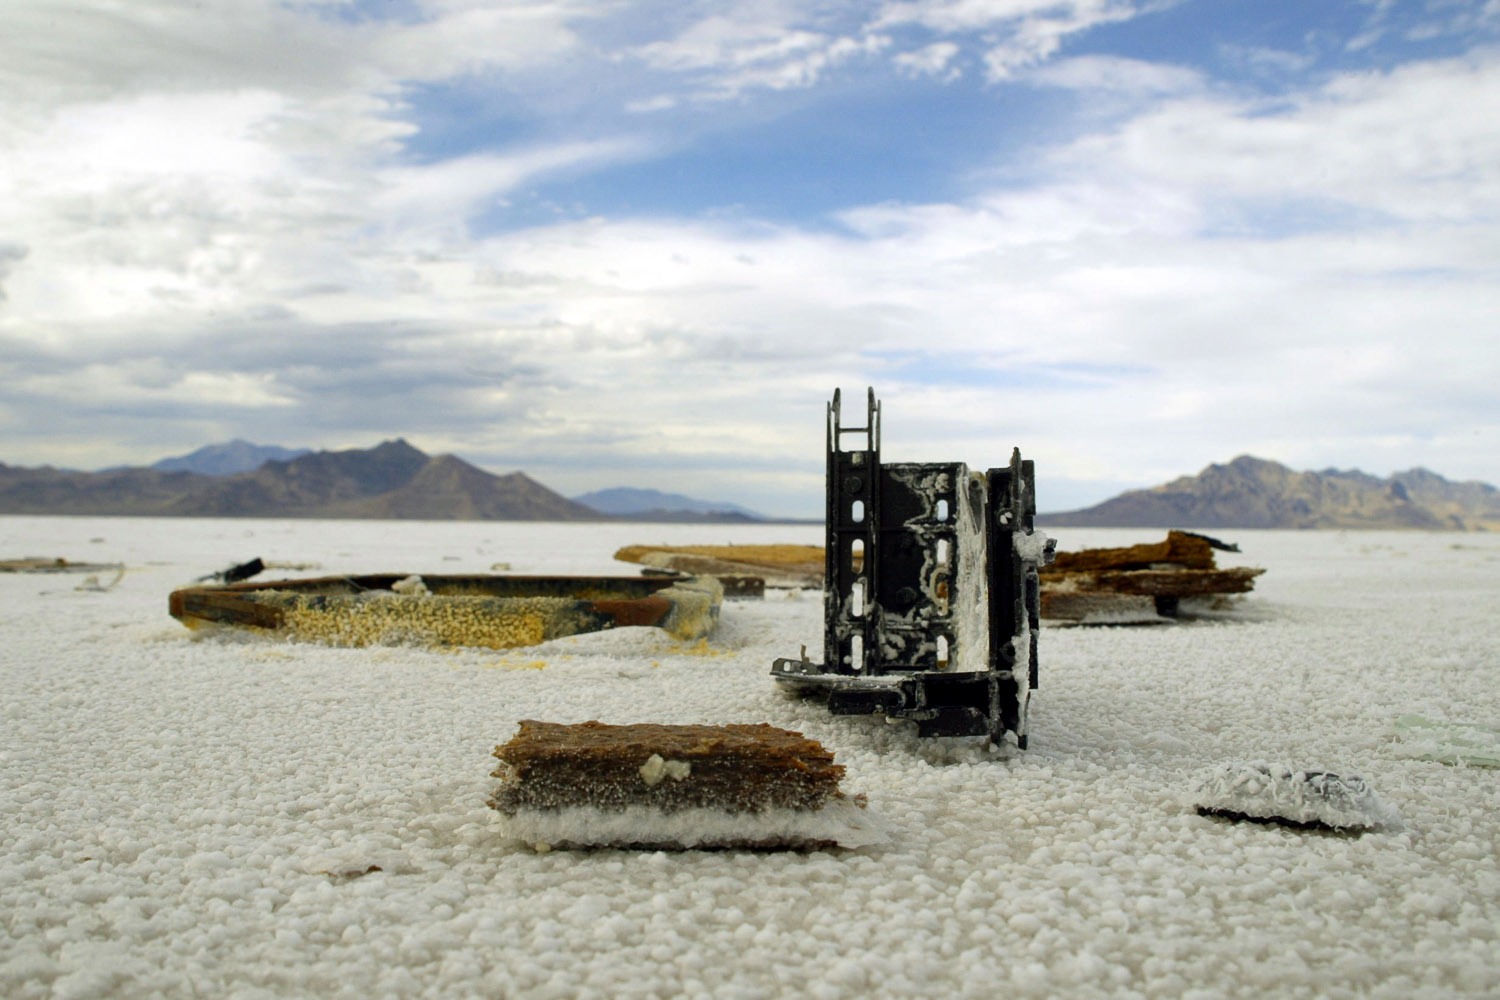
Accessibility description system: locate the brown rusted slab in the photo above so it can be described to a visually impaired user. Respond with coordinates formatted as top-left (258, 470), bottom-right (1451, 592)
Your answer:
top-left (586, 595), bottom-right (673, 628)
top-left (1058, 566), bottom-right (1265, 597)
top-left (1040, 532), bottom-right (1264, 622)
top-left (169, 588), bottom-right (287, 629)
top-left (1042, 530), bottom-right (1217, 574)
top-left (489, 721), bottom-right (844, 814)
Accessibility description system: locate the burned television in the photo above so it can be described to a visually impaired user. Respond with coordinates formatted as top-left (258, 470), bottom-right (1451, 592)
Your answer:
top-left (772, 388), bottom-right (1052, 745)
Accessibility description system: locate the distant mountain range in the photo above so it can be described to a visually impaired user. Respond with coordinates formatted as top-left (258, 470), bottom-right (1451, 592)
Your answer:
top-left (570, 487), bottom-right (766, 522)
top-left (150, 440), bottom-right (311, 475)
top-left (6, 443), bottom-right (1493, 528)
top-left (0, 440), bottom-right (600, 521)
top-left (1037, 455), bottom-right (1500, 531)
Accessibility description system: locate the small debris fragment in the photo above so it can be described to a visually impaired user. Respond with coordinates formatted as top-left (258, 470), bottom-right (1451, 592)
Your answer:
top-left (1, 557), bottom-right (121, 574)
top-left (638, 753), bottom-right (691, 786)
top-left (390, 574), bottom-right (430, 596)
top-left (302, 848), bottom-right (407, 881)
top-left (1194, 762), bottom-right (1402, 832)
top-left (196, 557), bottom-right (265, 585)
top-left (1179, 530), bottom-right (1240, 553)
top-left (75, 565), bottom-right (126, 592)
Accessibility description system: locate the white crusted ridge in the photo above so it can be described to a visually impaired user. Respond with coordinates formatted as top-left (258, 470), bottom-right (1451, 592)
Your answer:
top-left (1195, 762), bottom-right (1404, 832)
top-left (1013, 529), bottom-right (1051, 565)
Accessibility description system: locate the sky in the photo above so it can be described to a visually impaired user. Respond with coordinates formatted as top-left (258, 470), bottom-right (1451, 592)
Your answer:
top-left (1, 1), bottom-right (1498, 517)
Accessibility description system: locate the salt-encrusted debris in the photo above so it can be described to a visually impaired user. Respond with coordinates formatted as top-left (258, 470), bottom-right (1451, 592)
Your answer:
top-left (1041, 530), bottom-right (1264, 623)
top-left (1194, 762), bottom-right (1403, 832)
top-left (615, 543), bottom-right (821, 591)
top-left (771, 388), bottom-right (1050, 745)
top-left (488, 721), bottom-right (889, 850)
top-left (168, 573), bottom-right (722, 649)
top-left (390, 574), bottom-right (430, 595)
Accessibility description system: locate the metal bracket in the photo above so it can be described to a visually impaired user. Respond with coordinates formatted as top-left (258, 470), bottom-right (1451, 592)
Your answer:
top-left (772, 388), bottom-right (1052, 744)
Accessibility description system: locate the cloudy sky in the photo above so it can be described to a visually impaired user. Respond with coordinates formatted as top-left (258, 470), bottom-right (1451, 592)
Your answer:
top-left (2, 0), bottom-right (1497, 516)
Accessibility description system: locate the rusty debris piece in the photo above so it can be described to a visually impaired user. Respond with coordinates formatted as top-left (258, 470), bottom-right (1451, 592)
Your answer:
top-left (614, 544), bottom-right (823, 590)
top-left (169, 573), bottom-right (722, 649)
top-left (1046, 531), bottom-right (1217, 572)
top-left (488, 721), bottom-right (887, 850)
top-left (1040, 530), bottom-right (1264, 623)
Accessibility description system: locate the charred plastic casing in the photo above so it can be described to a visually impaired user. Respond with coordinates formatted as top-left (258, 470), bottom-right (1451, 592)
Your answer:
top-left (772, 389), bottom-right (1050, 744)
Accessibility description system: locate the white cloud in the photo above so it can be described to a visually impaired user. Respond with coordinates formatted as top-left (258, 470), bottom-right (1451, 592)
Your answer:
top-left (1, 2), bottom-right (1497, 511)
top-left (874, 0), bottom-right (1131, 34)
top-left (1025, 55), bottom-right (1204, 96)
top-left (371, 2), bottom-right (585, 79)
top-left (1050, 50), bottom-right (1500, 223)
top-left (629, 14), bottom-right (890, 101)
top-left (894, 42), bottom-right (962, 80)
top-left (19, 362), bottom-right (296, 410)
top-left (373, 140), bottom-right (647, 232)
top-left (870, 0), bottom-right (1146, 80)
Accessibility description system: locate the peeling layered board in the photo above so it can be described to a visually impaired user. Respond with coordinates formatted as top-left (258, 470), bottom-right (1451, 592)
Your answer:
top-left (1039, 531), bottom-right (1264, 624)
top-left (488, 721), bottom-right (889, 850)
top-left (772, 389), bottom-right (1053, 745)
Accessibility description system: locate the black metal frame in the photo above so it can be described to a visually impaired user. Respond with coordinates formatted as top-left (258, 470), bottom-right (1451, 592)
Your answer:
top-left (772, 388), bottom-right (1049, 744)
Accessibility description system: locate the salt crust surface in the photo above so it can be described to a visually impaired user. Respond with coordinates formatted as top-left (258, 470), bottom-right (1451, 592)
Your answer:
top-left (2, 517), bottom-right (1499, 999)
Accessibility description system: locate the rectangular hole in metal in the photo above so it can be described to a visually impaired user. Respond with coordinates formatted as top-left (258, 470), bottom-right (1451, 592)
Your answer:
top-left (850, 538), bottom-right (865, 574)
top-left (850, 634), bottom-right (864, 671)
top-left (936, 635), bottom-right (949, 669)
top-left (935, 498), bottom-right (949, 521)
top-left (838, 429), bottom-right (869, 453)
top-left (852, 500), bottom-right (865, 523)
top-left (935, 538), bottom-right (949, 564)
top-left (851, 579), bottom-right (865, 617)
